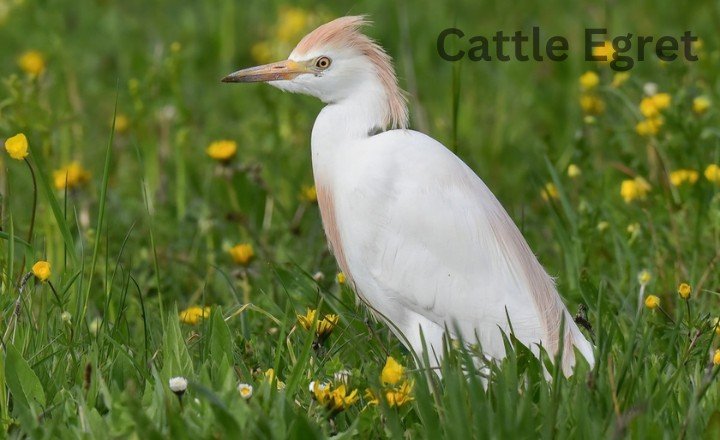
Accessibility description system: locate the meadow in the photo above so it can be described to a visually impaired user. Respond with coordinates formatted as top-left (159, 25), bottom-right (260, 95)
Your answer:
top-left (1, 0), bottom-right (720, 437)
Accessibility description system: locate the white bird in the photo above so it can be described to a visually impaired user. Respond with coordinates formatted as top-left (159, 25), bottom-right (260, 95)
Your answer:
top-left (223, 16), bottom-right (594, 374)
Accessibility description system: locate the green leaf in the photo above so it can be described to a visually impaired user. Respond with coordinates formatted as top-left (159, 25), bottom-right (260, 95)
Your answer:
top-left (4, 344), bottom-right (46, 409)
top-left (209, 307), bottom-right (233, 365)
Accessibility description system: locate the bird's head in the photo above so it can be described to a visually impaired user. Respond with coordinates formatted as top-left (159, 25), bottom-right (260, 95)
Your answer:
top-left (222, 15), bottom-right (408, 129)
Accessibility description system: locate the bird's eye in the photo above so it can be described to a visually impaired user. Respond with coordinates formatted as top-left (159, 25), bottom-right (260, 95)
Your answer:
top-left (315, 56), bottom-right (331, 70)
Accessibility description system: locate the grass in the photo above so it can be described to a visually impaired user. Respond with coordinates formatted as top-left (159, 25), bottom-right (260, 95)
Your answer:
top-left (1, 0), bottom-right (720, 437)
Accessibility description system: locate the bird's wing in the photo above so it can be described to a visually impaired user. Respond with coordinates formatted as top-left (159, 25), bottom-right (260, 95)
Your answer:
top-left (335, 130), bottom-right (592, 368)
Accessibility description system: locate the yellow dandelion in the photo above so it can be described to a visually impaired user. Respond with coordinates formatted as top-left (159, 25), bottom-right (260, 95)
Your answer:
top-left (32, 261), bottom-right (51, 282)
top-left (297, 308), bottom-right (317, 330)
top-left (669, 169), bottom-right (699, 187)
top-left (714, 349), bottom-right (720, 366)
top-left (381, 356), bottom-right (405, 386)
top-left (567, 164), bottom-right (581, 178)
top-left (620, 177), bottom-right (651, 203)
top-left (336, 272), bottom-right (346, 285)
top-left (317, 314), bottom-right (338, 339)
top-left (328, 384), bottom-right (359, 412)
top-left (229, 243), bottom-right (254, 265)
top-left (113, 114), bottom-right (130, 134)
top-left (677, 283), bottom-right (692, 300)
top-left (705, 164), bottom-right (720, 183)
top-left (579, 71), bottom-right (600, 91)
top-left (644, 295), bottom-right (660, 310)
top-left (611, 72), bottom-right (630, 88)
top-left (53, 162), bottom-right (91, 190)
top-left (541, 182), bottom-right (559, 201)
top-left (300, 185), bottom-right (317, 203)
top-left (692, 96), bottom-right (711, 115)
top-left (4, 133), bottom-right (29, 160)
top-left (579, 94), bottom-right (605, 115)
top-left (18, 50), bottom-right (46, 76)
top-left (179, 306), bottom-right (210, 325)
top-left (635, 117), bottom-right (664, 137)
top-left (206, 140), bottom-right (237, 162)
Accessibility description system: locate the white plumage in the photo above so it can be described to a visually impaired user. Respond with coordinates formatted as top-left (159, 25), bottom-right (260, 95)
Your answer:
top-left (223, 16), bottom-right (594, 374)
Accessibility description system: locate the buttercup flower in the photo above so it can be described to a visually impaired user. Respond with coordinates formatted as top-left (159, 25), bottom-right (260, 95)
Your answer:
top-left (276, 7), bottom-right (309, 43)
top-left (18, 50), bottom-right (46, 76)
top-left (644, 295), bottom-right (660, 309)
top-left (32, 260), bottom-right (51, 282)
top-left (316, 314), bottom-right (339, 339)
top-left (113, 114), bottom-right (130, 134)
top-left (381, 356), bottom-right (405, 386)
top-left (579, 71), bottom-right (599, 91)
top-left (263, 368), bottom-right (286, 389)
top-left (567, 164), bottom-right (581, 178)
top-left (229, 243), bottom-right (254, 265)
top-left (620, 177), bottom-right (651, 203)
top-left (5, 133), bottom-right (29, 160)
top-left (714, 350), bottom-right (720, 366)
top-left (237, 383), bottom-right (253, 399)
top-left (677, 283), bottom-right (692, 299)
top-left (692, 96), bottom-right (711, 115)
top-left (705, 164), bottom-right (720, 183)
top-left (206, 140), bottom-right (237, 162)
top-left (179, 306), bottom-right (210, 325)
top-left (579, 94), bottom-right (605, 115)
top-left (53, 162), bottom-right (91, 190)
top-left (635, 117), bottom-right (664, 137)
top-left (592, 41), bottom-right (615, 63)
top-left (297, 308), bottom-right (317, 330)
top-left (639, 93), bottom-right (671, 118)
top-left (669, 169), bottom-right (699, 187)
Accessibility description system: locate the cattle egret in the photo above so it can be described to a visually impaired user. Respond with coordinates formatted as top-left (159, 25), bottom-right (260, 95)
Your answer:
top-left (223, 16), bottom-right (594, 374)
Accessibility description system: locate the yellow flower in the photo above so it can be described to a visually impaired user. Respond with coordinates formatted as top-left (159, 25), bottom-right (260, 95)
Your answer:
top-left (317, 314), bottom-right (338, 339)
top-left (638, 269), bottom-right (651, 285)
top-left (364, 388), bottom-right (380, 405)
top-left (693, 96), bottom-right (711, 115)
top-left (620, 177), bottom-right (651, 203)
top-left (263, 368), bottom-right (286, 389)
top-left (4, 133), bottom-right (29, 160)
top-left (579, 94), bottom-right (605, 115)
top-left (579, 71), bottom-right (599, 91)
top-left (18, 50), bottom-right (46, 76)
top-left (635, 117), bottom-right (664, 137)
top-left (328, 384), bottom-right (359, 412)
top-left (251, 41), bottom-right (274, 64)
top-left (567, 164), bottom-right (581, 178)
top-left (53, 161), bottom-right (91, 190)
top-left (596, 221), bottom-right (609, 232)
top-left (179, 306), bottom-right (210, 325)
top-left (541, 182), bottom-right (559, 201)
top-left (611, 72), bottom-right (630, 88)
top-left (677, 283), bottom-right (692, 299)
top-left (381, 356), bottom-right (405, 386)
top-left (652, 93), bottom-right (671, 110)
top-left (297, 308), bottom-right (317, 330)
top-left (712, 318), bottom-right (720, 335)
top-left (300, 185), bottom-right (317, 203)
top-left (206, 140), bottom-right (237, 162)
top-left (311, 381), bottom-right (331, 404)
top-left (592, 41), bottom-right (615, 63)
top-left (705, 164), bottom-right (720, 183)
top-left (336, 272), bottom-right (346, 285)
top-left (32, 261), bottom-right (51, 282)
top-left (113, 114), bottom-right (130, 134)
top-left (276, 7), bottom-right (308, 43)
top-left (170, 41), bottom-right (182, 53)
top-left (229, 243), bottom-right (254, 265)
top-left (385, 380), bottom-right (414, 408)
top-left (639, 93), bottom-right (671, 119)
top-left (714, 349), bottom-right (720, 366)
top-left (644, 295), bottom-right (660, 310)
top-left (627, 223), bottom-right (640, 235)
top-left (669, 169), bottom-right (699, 187)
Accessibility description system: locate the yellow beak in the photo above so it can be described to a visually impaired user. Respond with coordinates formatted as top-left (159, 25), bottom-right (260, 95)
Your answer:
top-left (221, 60), bottom-right (309, 83)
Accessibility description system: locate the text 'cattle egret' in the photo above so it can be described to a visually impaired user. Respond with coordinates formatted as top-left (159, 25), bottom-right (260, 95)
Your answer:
top-left (223, 16), bottom-right (594, 374)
